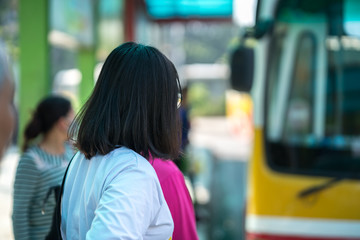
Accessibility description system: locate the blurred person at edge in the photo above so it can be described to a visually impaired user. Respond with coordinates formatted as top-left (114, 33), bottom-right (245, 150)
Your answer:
top-left (151, 156), bottom-right (199, 240)
top-left (0, 46), bottom-right (15, 160)
top-left (60, 42), bottom-right (181, 239)
top-left (175, 86), bottom-right (191, 173)
top-left (12, 95), bottom-right (74, 239)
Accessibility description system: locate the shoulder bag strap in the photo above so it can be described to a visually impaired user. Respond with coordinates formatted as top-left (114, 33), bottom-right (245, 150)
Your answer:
top-left (45, 152), bottom-right (76, 240)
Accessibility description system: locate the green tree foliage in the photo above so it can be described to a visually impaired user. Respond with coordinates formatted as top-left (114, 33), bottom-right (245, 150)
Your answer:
top-left (184, 22), bottom-right (238, 64)
top-left (188, 82), bottom-right (226, 117)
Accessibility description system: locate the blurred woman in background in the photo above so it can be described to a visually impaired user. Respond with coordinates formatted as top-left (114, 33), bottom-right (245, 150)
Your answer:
top-left (12, 95), bottom-right (74, 239)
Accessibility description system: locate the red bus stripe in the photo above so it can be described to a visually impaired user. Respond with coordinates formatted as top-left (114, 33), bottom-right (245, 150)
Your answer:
top-left (247, 232), bottom-right (360, 240)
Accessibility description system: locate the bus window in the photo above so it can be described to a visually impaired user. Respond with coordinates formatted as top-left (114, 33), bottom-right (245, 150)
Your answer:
top-left (284, 32), bottom-right (316, 144)
top-left (326, 37), bottom-right (360, 137)
top-left (265, 1), bottom-right (360, 178)
top-left (266, 24), bottom-right (286, 141)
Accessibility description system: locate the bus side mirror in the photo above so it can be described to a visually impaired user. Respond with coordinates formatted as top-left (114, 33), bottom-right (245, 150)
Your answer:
top-left (230, 45), bottom-right (254, 92)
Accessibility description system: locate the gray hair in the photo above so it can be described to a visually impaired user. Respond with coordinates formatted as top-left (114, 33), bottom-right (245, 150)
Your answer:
top-left (0, 44), bottom-right (11, 89)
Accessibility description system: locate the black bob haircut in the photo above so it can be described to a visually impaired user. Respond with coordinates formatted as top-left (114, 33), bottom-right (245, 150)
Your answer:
top-left (70, 42), bottom-right (182, 160)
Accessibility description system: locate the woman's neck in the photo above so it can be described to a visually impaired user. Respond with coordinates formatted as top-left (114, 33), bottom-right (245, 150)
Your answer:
top-left (39, 132), bottom-right (66, 155)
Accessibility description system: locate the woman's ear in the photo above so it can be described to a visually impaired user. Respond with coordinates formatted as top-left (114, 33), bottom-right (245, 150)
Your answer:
top-left (57, 109), bottom-right (75, 132)
top-left (56, 117), bottom-right (68, 132)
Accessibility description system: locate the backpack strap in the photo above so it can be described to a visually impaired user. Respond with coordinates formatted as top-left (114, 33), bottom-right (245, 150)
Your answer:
top-left (45, 152), bottom-right (77, 240)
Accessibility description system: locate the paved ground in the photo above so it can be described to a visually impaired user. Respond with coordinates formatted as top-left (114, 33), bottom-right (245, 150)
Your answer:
top-left (0, 146), bottom-right (18, 240)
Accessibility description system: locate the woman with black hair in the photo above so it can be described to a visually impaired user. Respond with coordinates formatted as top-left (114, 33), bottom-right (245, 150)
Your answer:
top-left (61, 42), bottom-right (181, 239)
top-left (12, 95), bottom-right (74, 239)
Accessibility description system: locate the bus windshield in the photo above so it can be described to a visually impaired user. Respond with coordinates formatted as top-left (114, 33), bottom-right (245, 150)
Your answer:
top-left (265, 0), bottom-right (360, 178)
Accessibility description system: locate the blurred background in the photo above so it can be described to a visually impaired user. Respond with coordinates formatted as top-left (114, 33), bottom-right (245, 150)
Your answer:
top-left (2, 0), bottom-right (360, 239)
top-left (0, 0), bottom-right (255, 239)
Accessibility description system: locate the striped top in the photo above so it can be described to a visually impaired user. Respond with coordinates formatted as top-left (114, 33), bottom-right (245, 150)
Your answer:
top-left (12, 144), bottom-right (74, 240)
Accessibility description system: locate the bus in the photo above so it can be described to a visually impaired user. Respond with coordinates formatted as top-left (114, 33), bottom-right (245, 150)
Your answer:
top-left (230, 0), bottom-right (360, 239)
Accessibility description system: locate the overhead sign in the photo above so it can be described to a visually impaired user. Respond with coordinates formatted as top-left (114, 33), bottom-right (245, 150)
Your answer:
top-left (145, 0), bottom-right (233, 20)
